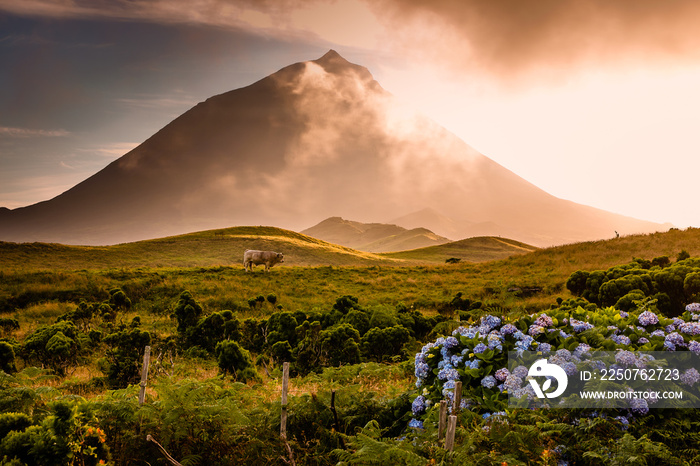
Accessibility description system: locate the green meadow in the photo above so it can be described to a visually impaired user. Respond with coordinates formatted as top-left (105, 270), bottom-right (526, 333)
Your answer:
top-left (2, 226), bottom-right (700, 465)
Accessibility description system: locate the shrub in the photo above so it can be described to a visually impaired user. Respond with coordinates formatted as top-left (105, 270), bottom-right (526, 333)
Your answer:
top-left (0, 342), bottom-right (17, 374)
top-left (101, 328), bottom-right (151, 388)
top-left (215, 340), bottom-right (259, 383)
top-left (173, 291), bottom-right (203, 334)
top-left (319, 323), bottom-right (361, 367)
top-left (361, 325), bottom-right (411, 362)
top-left (0, 318), bottom-right (19, 338)
top-left (21, 322), bottom-right (79, 376)
top-left (187, 311), bottom-right (241, 353)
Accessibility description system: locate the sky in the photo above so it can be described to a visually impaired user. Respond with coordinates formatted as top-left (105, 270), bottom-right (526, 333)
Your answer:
top-left (2, 0), bottom-right (700, 229)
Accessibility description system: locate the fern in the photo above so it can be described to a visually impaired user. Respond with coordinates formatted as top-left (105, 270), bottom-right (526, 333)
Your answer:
top-left (333, 421), bottom-right (426, 465)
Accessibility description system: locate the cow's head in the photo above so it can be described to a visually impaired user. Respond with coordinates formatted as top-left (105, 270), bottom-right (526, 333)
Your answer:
top-left (277, 253), bottom-right (284, 263)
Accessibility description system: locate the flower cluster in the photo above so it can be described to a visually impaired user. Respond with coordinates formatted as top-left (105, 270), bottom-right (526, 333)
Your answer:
top-left (638, 310), bottom-right (659, 326)
top-left (411, 301), bottom-right (700, 428)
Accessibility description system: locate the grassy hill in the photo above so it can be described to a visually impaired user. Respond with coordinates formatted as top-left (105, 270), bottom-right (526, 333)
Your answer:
top-left (0, 226), bottom-right (541, 272)
top-left (301, 217), bottom-right (451, 252)
top-left (383, 236), bottom-right (538, 263)
top-left (0, 226), bottom-right (402, 271)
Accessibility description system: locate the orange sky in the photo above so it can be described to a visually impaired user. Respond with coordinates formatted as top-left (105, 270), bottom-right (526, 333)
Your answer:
top-left (1, 0), bottom-right (700, 228)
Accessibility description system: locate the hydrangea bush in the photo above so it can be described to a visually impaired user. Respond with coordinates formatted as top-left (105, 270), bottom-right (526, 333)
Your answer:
top-left (412, 301), bottom-right (700, 425)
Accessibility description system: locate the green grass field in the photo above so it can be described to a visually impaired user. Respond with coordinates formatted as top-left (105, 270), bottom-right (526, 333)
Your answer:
top-left (2, 226), bottom-right (700, 464)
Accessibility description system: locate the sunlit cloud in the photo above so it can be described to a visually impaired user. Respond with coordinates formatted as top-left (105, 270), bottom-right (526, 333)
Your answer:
top-left (0, 174), bottom-right (76, 209)
top-left (79, 143), bottom-right (140, 158)
top-left (368, 0), bottom-right (700, 82)
top-left (0, 126), bottom-right (70, 137)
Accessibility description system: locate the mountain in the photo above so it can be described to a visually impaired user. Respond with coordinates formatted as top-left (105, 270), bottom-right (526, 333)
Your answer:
top-left (0, 50), bottom-right (670, 246)
top-left (301, 216), bottom-right (451, 252)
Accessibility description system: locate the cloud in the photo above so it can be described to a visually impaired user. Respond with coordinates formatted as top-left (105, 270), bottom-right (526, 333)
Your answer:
top-left (79, 142), bottom-right (140, 158)
top-left (0, 126), bottom-right (70, 137)
top-left (0, 0), bottom-right (317, 29)
top-left (368, 0), bottom-right (700, 81)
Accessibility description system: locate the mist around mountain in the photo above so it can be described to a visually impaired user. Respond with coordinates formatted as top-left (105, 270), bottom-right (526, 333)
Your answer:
top-left (0, 50), bottom-right (670, 246)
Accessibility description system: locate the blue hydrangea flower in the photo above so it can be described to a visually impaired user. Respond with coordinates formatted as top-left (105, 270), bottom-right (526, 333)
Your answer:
top-left (607, 326), bottom-right (620, 335)
top-left (614, 416), bottom-right (630, 431)
top-left (438, 366), bottom-right (460, 381)
top-left (414, 362), bottom-right (430, 379)
top-left (679, 322), bottom-right (700, 335)
top-left (562, 362), bottom-right (577, 376)
top-left (686, 303), bottom-right (700, 313)
top-left (650, 329), bottom-right (665, 338)
top-left (480, 315), bottom-right (502, 333)
top-left (559, 330), bottom-right (572, 338)
top-left (454, 326), bottom-right (478, 338)
top-left (535, 314), bottom-right (554, 327)
top-left (638, 337), bottom-right (649, 344)
top-left (468, 359), bottom-right (480, 369)
top-left (495, 368), bottom-right (510, 382)
top-left (630, 398), bottom-right (649, 416)
top-left (444, 336), bottom-right (459, 349)
top-left (487, 331), bottom-right (504, 350)
top-left (412, 395), bottom-right (426, 415)
top-left (619, 310), bottom-right (629, 318)
top-left (680, 368), bottom-right (700, 387)
top-left (538, 342), bottom-right (552, 354)
top-left (528, 325), bottom-right (545, 336)
top-left (408, 418), bottom-right (424, 429)
top-left (689, 340), bottom-right (700, 355)
top-left (638, 310), bottom-right (659, 326)
top-left (556, 348), bottom-right (572, 360)
top-left (615, 350), bottom-right (637, 366)
top-left (512, 365), bottom-right (529, 379)
top-left (503, 374), bottom-right (523, 392)
top-left (451, 355), bottom-right (464, 367)
top-left (611, 334), bottom-right (631, 346)
top-left (473, 343), bottom-right (488, 354)
top-left (515, 340), bottom-right (532, 352)
top-left (665, 332), bottom-right (686, 348)
top-left (500, 323), bottom-right (518, 335)
top-left (665, 325), bottom-right (677, 333)
top-left (573, 343), bottom-right (591, 358)
top-left (570, 318), bottom-right (594, 332)
top-left (481, 375), bottom-right (497, 388)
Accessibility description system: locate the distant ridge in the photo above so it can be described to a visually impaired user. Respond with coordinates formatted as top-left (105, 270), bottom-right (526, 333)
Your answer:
top-left (383, 236), bottom-right (538, 263)
top-left (301, 217), bottom-right (451, 252)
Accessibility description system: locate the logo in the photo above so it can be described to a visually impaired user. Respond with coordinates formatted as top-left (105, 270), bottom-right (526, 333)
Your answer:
top-left (528, 358), bottom-right (568, 398)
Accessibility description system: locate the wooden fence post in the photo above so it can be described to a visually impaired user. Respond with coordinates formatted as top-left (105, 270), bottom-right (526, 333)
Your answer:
top-left (138, 346), bottom-right (151, 406)
top-left (280, 362), bottom-right (290, 439)
top-left (452, 381), bottom-right (462, 414)
top-left (445, 415), bottom-right (457, 452)
top-left (438, 400), bottom-right (448, 440)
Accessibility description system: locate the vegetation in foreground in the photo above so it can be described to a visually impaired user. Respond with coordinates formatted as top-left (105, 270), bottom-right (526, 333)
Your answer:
top-left (1, 228), bottom-right (700, 464)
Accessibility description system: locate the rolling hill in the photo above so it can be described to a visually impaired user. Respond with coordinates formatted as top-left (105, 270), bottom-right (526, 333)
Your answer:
top-left (0, 226), bottom-right (396, 271)
top-left (301, 217), bottom-right (451, 252)
top-left (384, 236), bottom-right (538, 263)
top-left (0, 225), bottom-right (543, 272)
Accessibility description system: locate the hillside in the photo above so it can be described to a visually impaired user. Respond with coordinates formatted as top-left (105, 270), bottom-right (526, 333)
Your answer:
top-left (0, 226), bottom-right (402, 271)
top-left (382, 236), bottom-right (538, 262)
top-left (301, 217), bottom-right (451, 252)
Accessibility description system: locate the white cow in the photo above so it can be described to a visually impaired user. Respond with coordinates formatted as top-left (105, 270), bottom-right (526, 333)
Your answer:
top-left (243, 250), bottom-right (284, 272)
